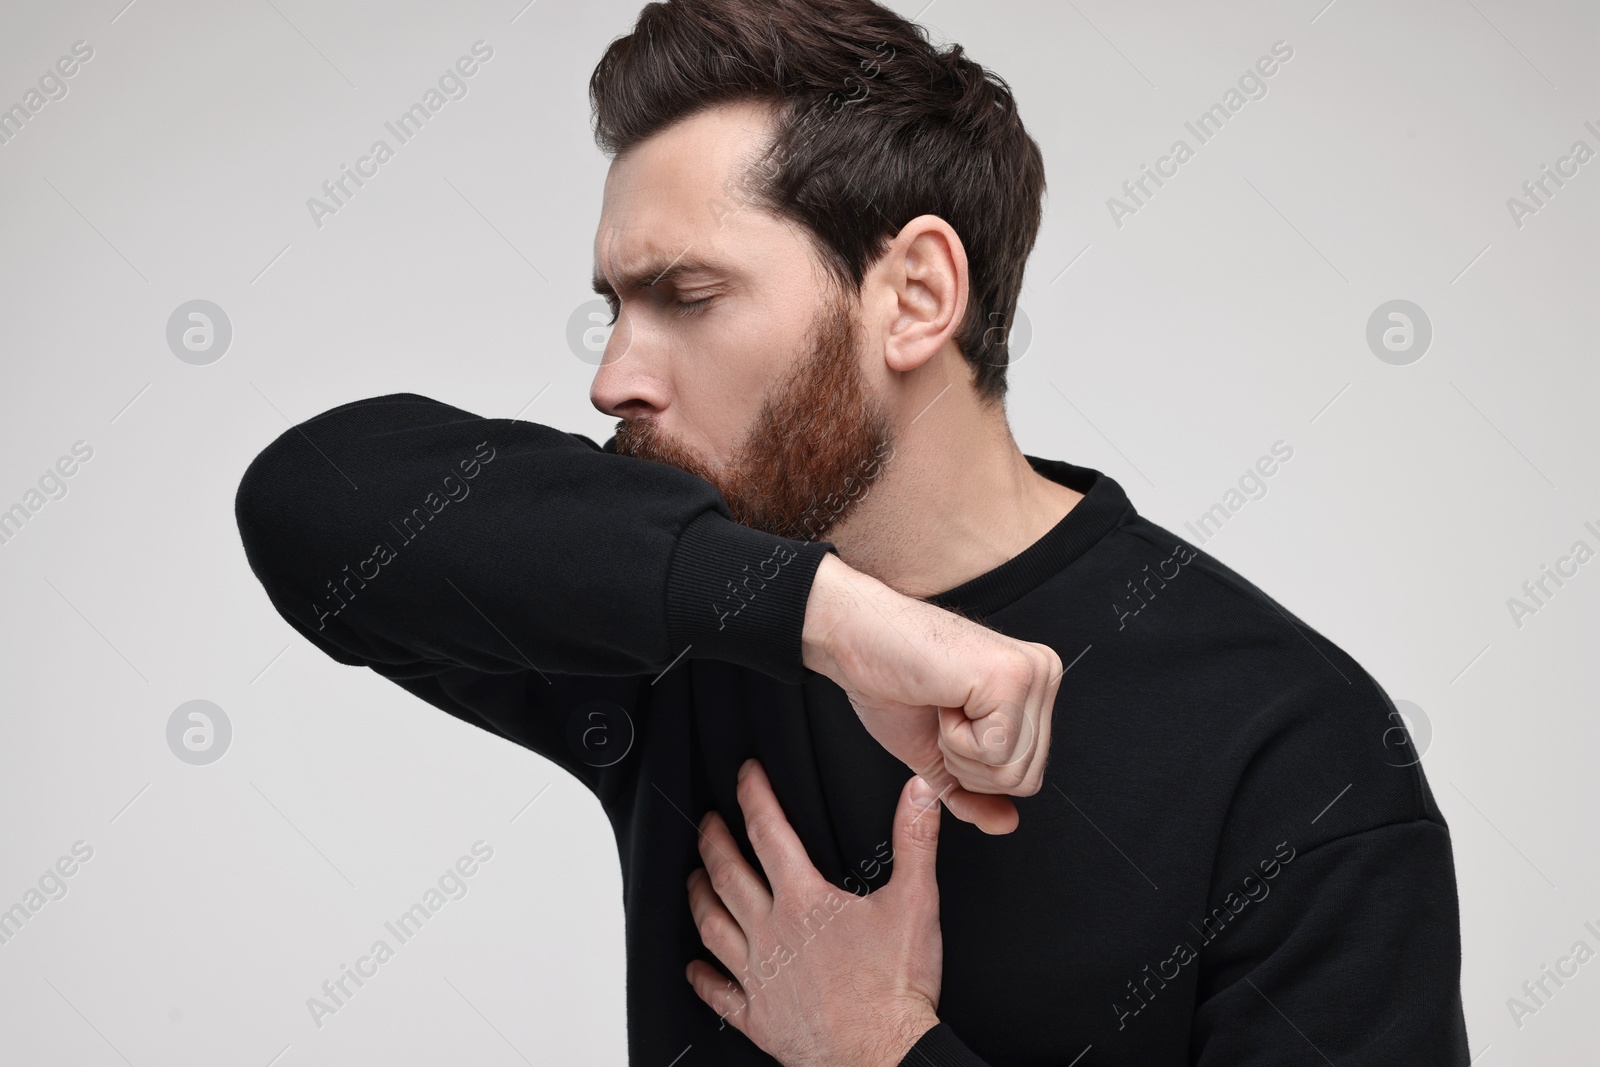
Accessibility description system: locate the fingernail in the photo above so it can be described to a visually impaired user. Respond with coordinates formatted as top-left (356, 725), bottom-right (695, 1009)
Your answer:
top-left (738, 758), bottom-right (755, 782)
top-left (908, 776), bottom-right (939, 809)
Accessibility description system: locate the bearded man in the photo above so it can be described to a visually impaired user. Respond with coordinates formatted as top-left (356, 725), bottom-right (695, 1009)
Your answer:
top-left (235, 1), bottom-right (1470, 1062)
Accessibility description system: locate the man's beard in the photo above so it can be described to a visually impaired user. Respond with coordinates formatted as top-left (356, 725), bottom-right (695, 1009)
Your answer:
top-left (611, 291), bottom-right (894, 542)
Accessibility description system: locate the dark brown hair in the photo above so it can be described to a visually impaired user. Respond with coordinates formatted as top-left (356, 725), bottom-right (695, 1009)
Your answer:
top-left (589, 0), bottom-right (1046, 405)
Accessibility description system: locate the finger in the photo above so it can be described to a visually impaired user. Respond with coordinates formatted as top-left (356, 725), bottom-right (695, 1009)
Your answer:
top-left (992, 646), bottom-right (1060, 796)
top-left (913, 757), bottom-right (1019, 835)
top-left (1008, 645), bottom-right (1057, 790)
top-left (887, 775), bottom-right (943, 895)
top-left (939, 646), bottom-right (1060, 795)
top-left (938, 696), bottom-right (1032, 772)
top-left (687, 867), bottom-right (749, 976)
top-left (1028, 650), bottom-right (1062, 789)
top-left (685, 958), bottom-right (749, 1034)
top-left (937, 704), bottom-right (1036, 791)
top-left (943, 787), bottom-right (1019, 834)
top-left (734, 759), bottom-right (822, 894)
top-left (698, 809), bottom-right (773, 929)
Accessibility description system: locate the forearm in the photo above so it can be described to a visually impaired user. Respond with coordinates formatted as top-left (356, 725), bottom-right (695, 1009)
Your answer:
top-left (801, 550), bottom-right (858, 678)
top-left (235, 392), bottom-right (835, 681)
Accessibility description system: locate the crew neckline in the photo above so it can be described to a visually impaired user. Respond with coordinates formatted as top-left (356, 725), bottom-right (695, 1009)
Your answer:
top-left (923, 457), bottom-right (1133, 619)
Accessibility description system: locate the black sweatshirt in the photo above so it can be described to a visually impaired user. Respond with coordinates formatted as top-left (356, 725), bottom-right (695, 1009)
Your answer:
top-left (234, 393), bottom-right (1471, 1066)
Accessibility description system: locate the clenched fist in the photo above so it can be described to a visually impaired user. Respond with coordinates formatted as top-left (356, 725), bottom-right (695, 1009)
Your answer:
top-left (801, 553), bottom-right (1063, 834)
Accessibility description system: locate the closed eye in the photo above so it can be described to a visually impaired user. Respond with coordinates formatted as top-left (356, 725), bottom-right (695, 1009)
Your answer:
top-left (602, 293), bottom-right (716, 326)
top-left (673, 295), bottom-right (715, 318)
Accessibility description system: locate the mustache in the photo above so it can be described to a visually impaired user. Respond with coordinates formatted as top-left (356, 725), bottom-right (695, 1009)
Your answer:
top-left (613, 418), bottom-right (721, 482)
top-left (607, 293), bottom-right (885, 539)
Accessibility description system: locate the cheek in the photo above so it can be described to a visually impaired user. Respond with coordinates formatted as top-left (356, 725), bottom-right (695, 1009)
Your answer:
top-left (673, 355), bottom-right (762, 450)
top-left (676, 314), bottom-right (806, 445)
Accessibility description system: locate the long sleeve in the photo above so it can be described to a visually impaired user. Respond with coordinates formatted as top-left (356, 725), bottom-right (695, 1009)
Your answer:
top-left (233, 392), bottom-right (836, 784)
top-left (899, 1023), bottom-right (991, 1066)
top-left (1175, 664), bottom-right (1472, 1064)
top-left (1187, 819), bottom-right (1470, 1064)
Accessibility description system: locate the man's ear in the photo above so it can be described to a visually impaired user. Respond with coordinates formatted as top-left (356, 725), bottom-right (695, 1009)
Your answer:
top-left (875, 215), bottom-right (969, 375)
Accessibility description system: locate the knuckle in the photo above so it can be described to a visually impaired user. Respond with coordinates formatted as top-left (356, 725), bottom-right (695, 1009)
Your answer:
top-left (1033, 653), bottom-right (1055, 684)
top-left (979, 722), bottom-right (1017, 759)
top-left (904, 812), bottom-right (939, 845)
top-left (710, 859), bottom-right (739, 895)
top-left (776, 891), bottom-right (827, 930)
top-left (769, 895), bottom-right (804, 928)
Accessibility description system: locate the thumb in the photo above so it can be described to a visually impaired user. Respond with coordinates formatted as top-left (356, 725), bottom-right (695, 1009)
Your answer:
top-left (889, 775), bottom-right (943, 894)
top-left (918, 755), bottom-right (1019, 836)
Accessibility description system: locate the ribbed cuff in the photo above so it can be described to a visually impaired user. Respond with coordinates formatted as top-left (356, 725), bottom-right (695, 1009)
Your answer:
top-left (664, 510), bottom-right (836, 684)
top-left (898, 1023), bottom-right (989, 1066)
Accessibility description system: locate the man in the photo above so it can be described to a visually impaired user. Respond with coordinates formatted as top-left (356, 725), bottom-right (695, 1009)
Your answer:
top-left (234, 0), bottom-right (1471, 1062)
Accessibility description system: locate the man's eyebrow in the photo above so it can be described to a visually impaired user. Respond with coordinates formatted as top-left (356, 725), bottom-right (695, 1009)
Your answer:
top-left (591, 255), bottom-right (728, 298)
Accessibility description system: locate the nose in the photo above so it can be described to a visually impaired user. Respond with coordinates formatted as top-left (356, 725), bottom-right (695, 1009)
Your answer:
top-left (589, 317), bottom-right (668, 420)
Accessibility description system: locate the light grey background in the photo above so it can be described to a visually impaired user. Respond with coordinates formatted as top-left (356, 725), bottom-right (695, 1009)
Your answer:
top-left (1, 0), bottom-right (1595, 1064)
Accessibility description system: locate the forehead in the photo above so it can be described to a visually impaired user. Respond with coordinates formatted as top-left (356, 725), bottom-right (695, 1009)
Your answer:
top-left (593, 100), bottom-right (788, 285)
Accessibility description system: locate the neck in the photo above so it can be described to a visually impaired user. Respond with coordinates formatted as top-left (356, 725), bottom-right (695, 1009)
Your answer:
top-left (823, 372), bottom-right (1084, 600)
